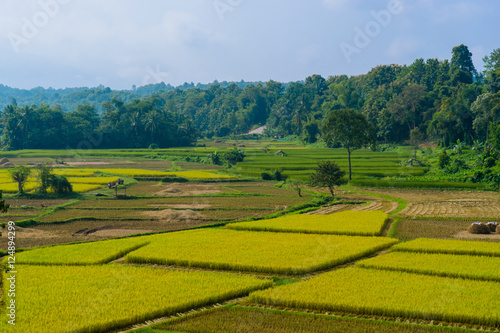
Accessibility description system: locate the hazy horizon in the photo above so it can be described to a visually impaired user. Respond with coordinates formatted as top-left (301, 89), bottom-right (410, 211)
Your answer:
top-left (1, 0), bottom-right (498, 90)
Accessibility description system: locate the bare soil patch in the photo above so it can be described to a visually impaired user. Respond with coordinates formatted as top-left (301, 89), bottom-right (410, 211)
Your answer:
top-left (454, 230), bottom-right (500, 240)
top-left (66, 161), bottom-right (113, 166)
top-left (141, 209), bottom-right (202, 220)
top-left (149, 204), bottom-right (211, 209)
top-left (0, 218), bottom-right (217, 250)
top-left (5, 198), bottom-right (72, 208)
top-left (91, 228), bottom-right (154, 237)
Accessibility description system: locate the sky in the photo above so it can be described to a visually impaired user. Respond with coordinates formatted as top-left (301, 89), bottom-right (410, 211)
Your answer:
top-left (0, 0), bottom-right (498, 90)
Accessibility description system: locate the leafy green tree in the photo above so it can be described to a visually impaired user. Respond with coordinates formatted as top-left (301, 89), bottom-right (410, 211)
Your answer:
top-left (223, 148), bottom-right (245, 164)
top-left (451, 44), bottom-right (477, 84)
top-left (321, 108), bottom-right (376, 180)
top-left (409, 127), bottom-right (425, 160)
top-left (35, 163), bottom-right (52, 194)
top-left (8, 166), bottom-right (31, 194)
top-left (309, 161), bottom-right (346, 201)
top-left (49, 175), bottom-right (73, 194)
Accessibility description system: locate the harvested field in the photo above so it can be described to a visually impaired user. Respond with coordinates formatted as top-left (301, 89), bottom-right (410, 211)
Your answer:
top-left (39, 209), bottom-right (156, 222)
top-left (392, 219), bottom-right (476, 241)
top-left (198, 209), bottom-right (274, 220)
top-left (306, 204), bottom-right (359, 215)
top-left (0, 219), bottom-right (218, 250)
top-left (5, 198), bottom-right (72, 208)
top-left (141, 209), bottom-right (202, 220)
top-left (61, 158), bottom-right (173, 170)
top-left (362, 189), bottom-right (500, 203)
top-left (400, 202), bottom-right (500, 218)
top-left (227, 185), bottom-right (305, 196)
top-left (70, 196), bottom-right (311, 209)
top-left (126, 182), bottom-right (237, 196)
top-left (353, 200), bottom-right (399, 214)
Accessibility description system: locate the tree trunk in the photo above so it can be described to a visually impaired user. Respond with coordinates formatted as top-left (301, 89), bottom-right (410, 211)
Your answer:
top-left (348, 148), bottom-right (352, 181)
top-left (328, 186), bottom-right (334, 201)
top-left (18, 182), bottom-right (22, 194)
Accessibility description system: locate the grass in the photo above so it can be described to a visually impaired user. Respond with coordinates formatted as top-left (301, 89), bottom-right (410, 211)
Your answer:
top-left (249, 267), bottom-right (500, 327)
top-left (140, 305), bottom-right (475, 333)
top-left (392, 238), bottom-right (500, 256)
top-left (125, 229), bottom-right (397, 275)
top-left (227, 210), bottom-right (389, 236)
top-left (8, 237), bottom-right (151, 265)
top-left (0, 265), bottom-right (271, 333)
top-left (356, 251), bottom-right (500, 282)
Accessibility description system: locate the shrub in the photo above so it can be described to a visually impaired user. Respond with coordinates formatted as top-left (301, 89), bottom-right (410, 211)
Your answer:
top-left (148, 143), bottom-right (159, 149)
top-left (485, 156), bottom-right (496, 168)
top-left (261, 172), bottom-right (273, 181)
top-left (438, 151), bottom-right (451, 169)
top-left (49, 175), bottom-right (73, 193)
top-left (467, 222), bottom-right (491, 235)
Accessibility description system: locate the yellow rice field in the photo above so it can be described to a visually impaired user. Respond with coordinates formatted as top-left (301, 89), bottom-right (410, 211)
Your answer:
top-left (126, 229), bottom-right (397, 275)
top-left (227, 211), bottom-right (389, 236)
top-left (356, 251), bottom-right (500, 282)
top-left (9, 237), bottom-right (150, 265)
top-left (392, 238), bottom-right (500, 257)
top-left (0, 265), bottom-right (271, 333)
top-left (249, 267), bottom-right (500, 326)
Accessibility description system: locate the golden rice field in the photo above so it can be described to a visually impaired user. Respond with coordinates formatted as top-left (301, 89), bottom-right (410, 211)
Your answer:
top-left (249, 267), bottom-right (500, 326)
top-left (392, 238), bottom-right (500, 257)
top-left (227, 211), bottom-right (389, 236)
top-left (0, 182), bottom-right (38, 193)
top-left (0, 265), bottom-right (271, 333)
top-left (10, 237), bottom-right (150, 265)
top-left (356, 251), bottom-right (500, 282)
top-left (76, 168), bottom-right (236, 179)
top-left (66, 176), bottom-right (120, 184)
top-left (125, 229), bottom-right (397, 275)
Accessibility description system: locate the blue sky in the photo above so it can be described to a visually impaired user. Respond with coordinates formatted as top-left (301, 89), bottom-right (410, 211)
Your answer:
top-left (0, 0), bottom-right (498, 89)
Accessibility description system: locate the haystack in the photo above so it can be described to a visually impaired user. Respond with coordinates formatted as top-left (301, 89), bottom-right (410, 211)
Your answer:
top-left (467, 222), bottom-right (490, 234)
top-left (485, 222), bottom-right (499, 233)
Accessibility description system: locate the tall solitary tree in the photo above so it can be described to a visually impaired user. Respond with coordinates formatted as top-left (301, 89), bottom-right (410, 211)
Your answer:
top-left (309, 160), bottom-right (346, 201)
top-left (8, 166), bottom-right (31, 194)
top-left (321, 108), bottom-right (376, 180)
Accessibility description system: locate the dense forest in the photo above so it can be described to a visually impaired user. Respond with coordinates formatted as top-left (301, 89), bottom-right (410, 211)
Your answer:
top-left (1, 44), bottom-right (499, 150)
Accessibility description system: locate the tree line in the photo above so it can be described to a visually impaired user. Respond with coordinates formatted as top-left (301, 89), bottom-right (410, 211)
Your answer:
top-left (1, 98), bottom-right (196, 149)
top-left (1, 44), bottom-right (499, 150)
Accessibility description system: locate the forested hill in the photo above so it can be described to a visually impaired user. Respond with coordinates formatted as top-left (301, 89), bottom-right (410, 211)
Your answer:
top-left (0, 80), bottom-right (266, 114)
top-left (1, 44), bottom-right (500, 150)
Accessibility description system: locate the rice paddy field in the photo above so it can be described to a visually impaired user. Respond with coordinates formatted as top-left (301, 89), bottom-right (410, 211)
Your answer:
top-left (227, 210), bottom-right (389, 236)
top-left (125, 228), bottom-right (397, 275)
top-left (0, 265), bottom-right (271, 333)
top-left (249, 267), bottom-right (500, 327)
top-left (1, 145), bottom-right (500, 332)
